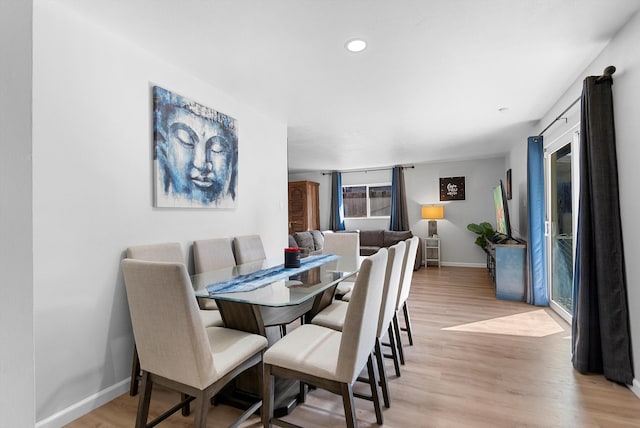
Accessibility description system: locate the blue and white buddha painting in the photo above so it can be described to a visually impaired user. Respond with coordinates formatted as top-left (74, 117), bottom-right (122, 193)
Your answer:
top-left (153, 86), bottom-right (238, 208)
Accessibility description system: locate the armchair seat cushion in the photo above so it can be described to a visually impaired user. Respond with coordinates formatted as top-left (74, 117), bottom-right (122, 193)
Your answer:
top-left (264, 324), bottom-right (347, 383)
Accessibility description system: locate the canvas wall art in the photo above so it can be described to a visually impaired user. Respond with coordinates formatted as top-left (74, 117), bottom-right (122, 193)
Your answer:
top-left (439, 176), bottom-right (466, 201)
top-left (153, 86), bottom-right (238, 208)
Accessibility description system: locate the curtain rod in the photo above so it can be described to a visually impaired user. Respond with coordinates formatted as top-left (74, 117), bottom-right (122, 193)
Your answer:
top-left (321, 165), bottom-right (414, 175)
top-left (538, 65), bottom-right (616, 136)
top-left (538, 96), bottom-right (581, 136)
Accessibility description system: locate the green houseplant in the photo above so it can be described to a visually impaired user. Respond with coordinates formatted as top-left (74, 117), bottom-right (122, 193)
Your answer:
top-left (467, 222), bottom-right (496, 249)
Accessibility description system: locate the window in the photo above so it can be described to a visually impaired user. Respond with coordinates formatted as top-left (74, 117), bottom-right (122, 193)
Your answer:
top-left (343, 184), bottom-right (392, 218)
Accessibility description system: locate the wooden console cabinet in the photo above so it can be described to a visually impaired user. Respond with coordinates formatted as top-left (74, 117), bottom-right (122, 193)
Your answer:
top-left (288, 181), bottom-right (319, 234)
top-left (485, 238), bottom-right (527, 301)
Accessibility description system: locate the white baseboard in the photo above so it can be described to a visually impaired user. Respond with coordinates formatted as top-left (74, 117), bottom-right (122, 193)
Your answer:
top-left (440, 262), bottom-right (486, 268)
top-left (630, 378), bottom-right (640, 399)
top-left (36, 378), bottom-right (129, 428)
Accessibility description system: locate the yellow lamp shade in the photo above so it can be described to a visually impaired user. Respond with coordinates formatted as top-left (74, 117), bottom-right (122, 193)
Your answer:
top-left (422, 205), bottom-right (444, 220)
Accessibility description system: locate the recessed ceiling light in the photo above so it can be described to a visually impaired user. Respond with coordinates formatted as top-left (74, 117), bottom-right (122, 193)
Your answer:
top-left (345, 39), bottom-right (367, 53)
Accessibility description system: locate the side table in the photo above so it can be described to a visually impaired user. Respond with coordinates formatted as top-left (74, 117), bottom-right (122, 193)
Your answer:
top-left (424, 237), bottom-right (441, 267)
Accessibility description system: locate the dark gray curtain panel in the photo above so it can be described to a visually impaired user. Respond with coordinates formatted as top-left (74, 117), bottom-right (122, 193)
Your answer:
top-left (572, 74), bottom-right (633, 385)
top-left (389, 166), bottom-right (409, 231)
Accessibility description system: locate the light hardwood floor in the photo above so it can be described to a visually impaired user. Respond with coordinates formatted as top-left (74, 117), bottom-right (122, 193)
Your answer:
top-left (67, 266), bottom-right (640, 427)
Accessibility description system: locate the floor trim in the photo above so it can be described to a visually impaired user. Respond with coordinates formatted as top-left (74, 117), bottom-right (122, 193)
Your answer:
top-left (36, 378), bottom-right (129, 428)
top-left (630, 378), bottom-right (640, 399)
top-left (440, 262), bottom-right (485, 268)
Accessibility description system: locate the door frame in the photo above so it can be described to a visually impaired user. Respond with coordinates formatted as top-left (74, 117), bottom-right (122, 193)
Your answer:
top-left (544, 123), bottom-right (580, 323)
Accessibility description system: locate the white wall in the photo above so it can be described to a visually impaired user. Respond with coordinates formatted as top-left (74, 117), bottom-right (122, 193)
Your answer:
top-left (0, 1), bottom-right (35, 427)
top-left (32, 1), bottom-right (289, 425)
top-left (510, 11), bottom-right (640, 395)
top-left (290, 156), bottom-right (506, 267)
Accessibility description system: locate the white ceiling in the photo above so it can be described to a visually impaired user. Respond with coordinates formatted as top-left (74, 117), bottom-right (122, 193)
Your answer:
top-left (58, 0), bottom-right (640, 172)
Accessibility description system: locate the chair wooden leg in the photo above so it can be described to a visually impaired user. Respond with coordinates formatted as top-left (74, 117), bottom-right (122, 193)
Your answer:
top-left (402, 302), bottom-right (414, 346)
top-left (341, 382), bottom-right (357, 428)
top-left (129, 345), bottom-right (140, 396)
top-left (135, 371), bottom-right (152, 428)
top-left (374, 339), bottom-right (391, 408)
top-left (387, 325), bottom-right (401, 377)
top-left (180, 393), bottom-right (191, 416)
top-left (393, 313), bottom-right (406, 365)
top-left (192, 393), bottom-right (209, 428)
top-left (299, 381), bottom-right (308, 403)
top-left (262, 364), bottom-right (274, 428)
top-left (367, 354), bottom-right (384, 425)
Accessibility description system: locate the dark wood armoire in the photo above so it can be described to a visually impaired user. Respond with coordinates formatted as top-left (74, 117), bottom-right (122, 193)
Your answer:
top-left (287, 181), bottom-right (319, 234)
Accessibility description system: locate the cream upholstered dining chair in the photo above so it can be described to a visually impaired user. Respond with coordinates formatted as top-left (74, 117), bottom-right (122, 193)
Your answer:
top-left (193, 237), bottom-right (236, 274)
top-left (322, 231), bottom-right (360, 297)
top-left (126, 242), bottom-right (223, 397)
top-left (311, 241), bottom-right (406, 408)
top-left (262, 249), bottom-right (388, 428)
top-left (232, 234), bottom-right (266, 265)
top-left (121, 259), bottom-right (268, 428)
top-left (193, 237), bottom-right (237, 311)
top-left (392, 236), bottom-right (419, 365)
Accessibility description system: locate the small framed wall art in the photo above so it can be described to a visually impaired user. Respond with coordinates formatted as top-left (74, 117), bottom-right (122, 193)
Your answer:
top-left (506, 169), bottom-right (512, 200)
top-left (439, 176), bottom-right (465, 201)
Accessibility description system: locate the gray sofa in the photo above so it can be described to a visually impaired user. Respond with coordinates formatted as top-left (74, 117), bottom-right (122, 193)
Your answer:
top-left (358, 229), bottom-right (422, 271)
top-left (288, 229), bottom-right (422, 270)
top-left (288, 230), bottom-right (324, 257)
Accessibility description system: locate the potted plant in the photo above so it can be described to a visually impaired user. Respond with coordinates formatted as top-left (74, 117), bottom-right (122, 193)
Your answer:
top-left (466, 222), bottom-right (495, 249)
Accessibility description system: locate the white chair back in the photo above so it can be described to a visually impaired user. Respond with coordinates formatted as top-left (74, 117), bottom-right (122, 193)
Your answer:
top-left (322, 232), bottom-right (360, 259)
top-left (396, 236), bottom-right (419, 309)
top-left (127, 242), bottom-right (184, 263)
top-left (233, 235), bottom-right (266, 265)
top-left (337, 248), bottom-right (388, 383)
top-left (378, 241), bottom-right (406, 336)
top-left (122, 259), bottom-right (215, 389)
top-left (193, 237), bottom-right (236, 273)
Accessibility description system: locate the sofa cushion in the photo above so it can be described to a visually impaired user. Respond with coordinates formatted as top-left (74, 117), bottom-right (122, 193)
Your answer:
top-left (310, 230), bottom-right (324, 251)
top-left (383, 230), bottom-right (413, 247)
top-left (293, 231), bottom-right (316, 254)
top-left (359, 230), bottom-right (384, 247)
top-left (288, 234), bottom-right (298, 248)
top-left (360, 246), bottom-right (381, 256)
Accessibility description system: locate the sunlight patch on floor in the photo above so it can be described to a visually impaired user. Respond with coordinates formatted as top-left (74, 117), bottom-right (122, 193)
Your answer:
top-left (442, 309), bottom-right (565, 337)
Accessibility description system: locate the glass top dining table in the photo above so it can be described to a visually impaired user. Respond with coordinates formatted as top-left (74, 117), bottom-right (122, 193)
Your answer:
top-left (191, 253), bottom-right (362, 307)
top-left (190, 253), bottom-right (363, 416)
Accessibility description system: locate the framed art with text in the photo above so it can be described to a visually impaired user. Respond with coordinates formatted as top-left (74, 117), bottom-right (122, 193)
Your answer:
top-left (439, 176), bottom-right (465, 201)
top-left (153, 85), bottom-right (238, 208)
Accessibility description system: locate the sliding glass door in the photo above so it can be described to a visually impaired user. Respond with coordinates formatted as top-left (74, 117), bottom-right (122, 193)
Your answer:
top-left (545, 127), bottom-right (579, 322)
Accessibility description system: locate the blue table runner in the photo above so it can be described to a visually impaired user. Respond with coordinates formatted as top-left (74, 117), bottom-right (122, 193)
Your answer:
top-left (206, 254), bottom-right (339, 295)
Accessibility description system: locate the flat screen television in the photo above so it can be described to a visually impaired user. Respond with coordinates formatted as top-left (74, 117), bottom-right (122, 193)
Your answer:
top-left (492, 180), bottom-right (513, 242)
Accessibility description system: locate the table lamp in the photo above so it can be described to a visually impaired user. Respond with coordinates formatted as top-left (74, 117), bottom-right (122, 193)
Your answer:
top-left (422, 205), bottom-right (444, 237)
